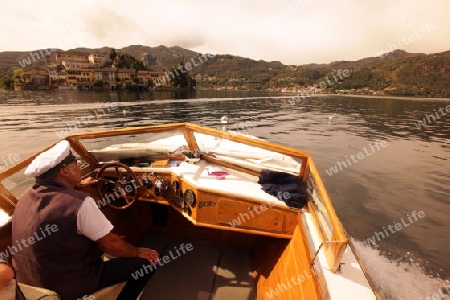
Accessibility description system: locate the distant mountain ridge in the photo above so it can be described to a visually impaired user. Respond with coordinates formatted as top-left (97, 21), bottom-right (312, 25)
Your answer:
top-left (0, 45), bottom-right (449, 97)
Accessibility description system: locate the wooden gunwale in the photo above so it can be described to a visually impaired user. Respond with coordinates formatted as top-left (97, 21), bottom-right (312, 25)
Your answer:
top-left (305, 158), bottom-right (347, 272)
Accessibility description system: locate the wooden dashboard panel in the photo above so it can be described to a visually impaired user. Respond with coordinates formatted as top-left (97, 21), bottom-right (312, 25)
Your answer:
top-left (216, 200), bottom-right (284, 232)
top-left (195, 190), bottom-right (299, 237)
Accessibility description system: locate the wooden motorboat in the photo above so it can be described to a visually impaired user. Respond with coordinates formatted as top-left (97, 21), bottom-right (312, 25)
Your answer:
top-left (0, 122), bottom-right (381, 299)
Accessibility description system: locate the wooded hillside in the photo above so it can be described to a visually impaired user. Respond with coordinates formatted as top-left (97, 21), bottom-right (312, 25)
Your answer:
top-left (1, 46), bottom-right (448, 97)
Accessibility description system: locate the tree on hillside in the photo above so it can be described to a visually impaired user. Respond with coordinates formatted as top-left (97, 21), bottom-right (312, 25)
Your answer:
top-left (113, 53), bottom-right (146, 70)
top-left (0, 76), bottom-right (14, 89)
top-left (169, 64), bottom-right (196, 89)
top-left (109, 49), bottom-right (117, 62)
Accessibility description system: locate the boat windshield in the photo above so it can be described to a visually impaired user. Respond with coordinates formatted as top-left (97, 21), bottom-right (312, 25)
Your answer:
top-left (85, 130), bottom-right (188, 162)
top-left (193, 132), bottom-right (302, 174)
top-left (82, 128), bottom-right (302, 175)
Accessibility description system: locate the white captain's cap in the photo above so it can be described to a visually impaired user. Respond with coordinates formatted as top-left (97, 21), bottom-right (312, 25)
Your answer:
top-left (25, 140), bottom-right (76, 177)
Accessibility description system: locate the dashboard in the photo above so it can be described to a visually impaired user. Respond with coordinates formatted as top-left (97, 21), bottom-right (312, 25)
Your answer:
top-left (94, 161), bottom-right (300, 239)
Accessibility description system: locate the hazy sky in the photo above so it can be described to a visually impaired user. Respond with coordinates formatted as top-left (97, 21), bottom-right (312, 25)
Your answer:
top-left (1, 0), bottom-right (449, 65)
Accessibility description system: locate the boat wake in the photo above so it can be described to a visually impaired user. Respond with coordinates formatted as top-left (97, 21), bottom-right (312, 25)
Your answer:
top-left (352, 239), bottom-right (449, 300)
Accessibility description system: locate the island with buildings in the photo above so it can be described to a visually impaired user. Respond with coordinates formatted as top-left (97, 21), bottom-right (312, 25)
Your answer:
top-left (15, 50), bottom-right (172, 91)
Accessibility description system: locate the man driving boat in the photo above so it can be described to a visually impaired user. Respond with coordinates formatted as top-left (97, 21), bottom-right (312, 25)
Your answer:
top-left (11, 140), bottom-right (159, 300)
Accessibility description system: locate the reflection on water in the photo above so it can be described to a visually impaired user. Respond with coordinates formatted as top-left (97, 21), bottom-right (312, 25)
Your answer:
top-left (0, 90), bottom-right (449, 292)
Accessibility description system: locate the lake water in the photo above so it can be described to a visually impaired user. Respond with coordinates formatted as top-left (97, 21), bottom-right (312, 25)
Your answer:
top-left (0, 89), bottom-right (449, 299)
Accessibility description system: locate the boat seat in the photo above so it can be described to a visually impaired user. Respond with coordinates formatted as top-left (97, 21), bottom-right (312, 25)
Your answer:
top-left (17, 255), bottom-right (126, 300)
top-left (17, 282), bottom-right (59, 300)
top-left (90, 254), bottom-right (127, 300)
top-left (91, 282), bottom-right (127, 300)
top-left (17, 282), bottom-right (127, 300)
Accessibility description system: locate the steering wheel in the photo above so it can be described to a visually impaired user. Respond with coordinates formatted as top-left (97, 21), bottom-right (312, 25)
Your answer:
top-left (95, 162), bottom-right (140, 210)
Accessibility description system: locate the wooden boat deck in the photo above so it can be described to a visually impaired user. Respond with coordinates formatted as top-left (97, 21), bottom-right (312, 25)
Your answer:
top-left (138, 233), bottom-right (256, 300)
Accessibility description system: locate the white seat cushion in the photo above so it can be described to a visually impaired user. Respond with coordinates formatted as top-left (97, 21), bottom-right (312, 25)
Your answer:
top-left (18, 282), bottom-right (59, 300)
top-left (18, 281), bottom-right (126, 300)
top-left (91, 282), bottom-right (127, 300)
top-left (16, 255), bottom-right (126, 299)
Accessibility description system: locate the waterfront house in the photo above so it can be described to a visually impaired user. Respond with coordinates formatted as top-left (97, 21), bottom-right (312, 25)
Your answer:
top-left (66, 69), bottom-right (94, 88)
top-left (62, 60), bottom-right (91, 70)
top-left (19, 69), bottom-right (49, 88)
top-left (89, 53), bottom-right (109, 68)
top-left (117, 68), bottom-right (136, 83)
top-left (46, 64), bottom-right (66, 86)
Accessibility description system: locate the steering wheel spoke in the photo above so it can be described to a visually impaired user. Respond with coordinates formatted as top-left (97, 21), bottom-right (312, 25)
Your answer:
top-left (95, 162), bottom-right (140, 209)
top-left (98, 178), bottom-right (116, 185)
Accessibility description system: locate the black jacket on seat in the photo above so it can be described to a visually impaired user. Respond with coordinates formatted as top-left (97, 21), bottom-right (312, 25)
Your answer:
top-left (258, 170), bottom-right (307, 208)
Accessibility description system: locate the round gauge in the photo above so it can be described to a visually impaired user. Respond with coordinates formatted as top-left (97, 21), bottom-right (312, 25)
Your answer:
top-left (183, 189), bottom-right (196, 207)
top-left (183, 206), bottom-right (192, 216)
top-left (178, 195), bottom-right (184, 208)
top-left (154, 179), bottom-right (168, 196)
top-left (172, 180), bottom-right (183, 198)
top-left (172, 180), bottom-right (180, 190)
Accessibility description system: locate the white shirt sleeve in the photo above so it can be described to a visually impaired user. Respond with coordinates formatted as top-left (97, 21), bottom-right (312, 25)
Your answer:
top-left (77, 196), bottom-right (114, 241)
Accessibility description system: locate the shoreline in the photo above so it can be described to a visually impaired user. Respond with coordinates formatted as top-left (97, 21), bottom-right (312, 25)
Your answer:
top-left (319, 93), bottom-right (450, 102)
top-left (1, 88), bottom-right (449, 102)
top-left (266, 91), bottom-right (450, 102)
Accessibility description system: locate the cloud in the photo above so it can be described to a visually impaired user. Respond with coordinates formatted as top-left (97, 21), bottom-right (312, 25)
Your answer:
top-left (81, 10), bottom-right (146, 48)
top-left (0, 0), bottom-right (449, 64)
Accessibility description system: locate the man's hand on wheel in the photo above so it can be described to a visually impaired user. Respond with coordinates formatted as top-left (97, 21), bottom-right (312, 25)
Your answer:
top-left (77, 176), bottom-right (99, 189)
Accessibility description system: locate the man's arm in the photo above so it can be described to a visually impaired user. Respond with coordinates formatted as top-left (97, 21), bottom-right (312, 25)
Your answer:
top-left (77, 197), bottom-right (159, 264)
top-left (96, 233), bottom-right (159, 263)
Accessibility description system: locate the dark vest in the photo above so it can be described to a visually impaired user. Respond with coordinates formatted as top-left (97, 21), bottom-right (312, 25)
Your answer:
top-left (12, 180), bottom-right (104, 300)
